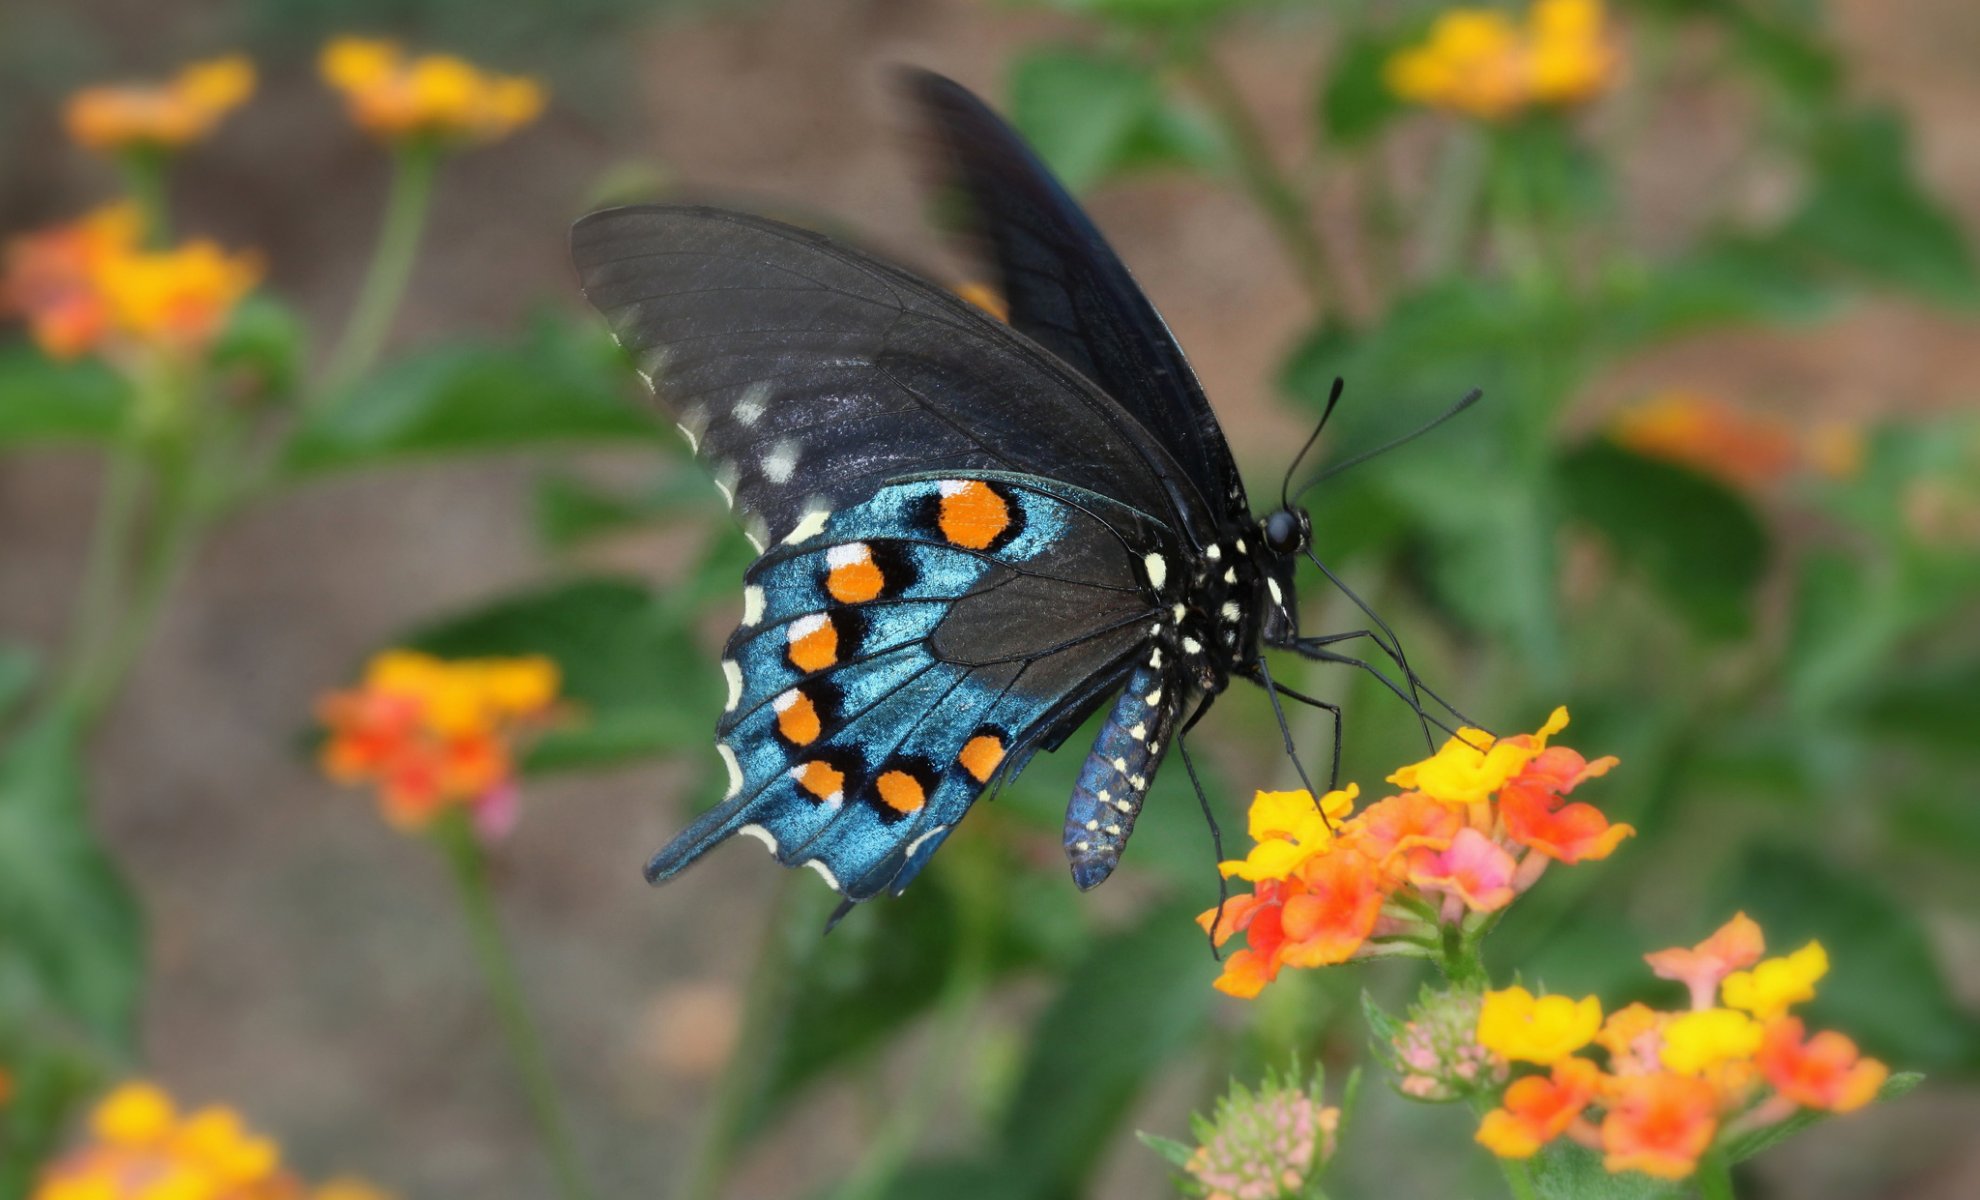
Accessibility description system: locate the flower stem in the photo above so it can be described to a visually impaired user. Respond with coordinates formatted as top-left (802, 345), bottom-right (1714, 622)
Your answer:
top-left (1497, 1154), bottom-right (1540, 1200)
top-left (1697, 1151), bottom-right (1738, 1200)
top-left (320, 144), bottom-right (439, 400)
top-left (435, 813), bottom-right (597, 1200)
top-left (116, 149), bottom-right (171, 245)
top-left (53, 442), bottom-right (144, 721)
top-left (1180, 47), bottom-right (1335, 319)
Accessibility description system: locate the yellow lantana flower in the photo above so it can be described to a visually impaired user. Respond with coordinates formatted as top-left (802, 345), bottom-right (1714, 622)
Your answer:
top-left (1477, 986), bottom-right (1603, 1065)
top-left (1385, 0), bottom-right (1618, 122)
top-left (319, 37), bottom-right (545, 145)
top-left (64, 55), bottom-right (256, 153)
top-left (1389, 707), bottom-right (1569, 807)
top-left (1723, 941), bottom-right (1828, 1021)
top-left (1218, 785), bottom-right (1358, 882)
top-left (1659, 1007), bottom-right (1763, 1077)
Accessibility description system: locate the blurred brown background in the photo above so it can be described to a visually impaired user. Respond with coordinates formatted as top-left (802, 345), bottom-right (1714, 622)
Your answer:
top-left (3, 0), bottom-right (1977, 1195)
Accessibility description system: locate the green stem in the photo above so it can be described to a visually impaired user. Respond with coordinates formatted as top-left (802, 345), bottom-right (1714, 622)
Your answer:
top-left (1182, 49), bottom-right (1335, 318)
top-left (53, 444), bottom-right (145, 719)
top-left (320, 144), bottom-right (440, 399)
top-left (116, 149), bottom-right (171, 245)
top-left (1418, 126), bottom-right (1488, 278)
top-left (683, 874), bottom-right (805, 1200)
top-left (1497, 1154), bottom-right (1541, 1200)
top-left (435, 813), bottom-right (597, 1200)
top-left (1696, 1151), bottom-right (1737, 1200)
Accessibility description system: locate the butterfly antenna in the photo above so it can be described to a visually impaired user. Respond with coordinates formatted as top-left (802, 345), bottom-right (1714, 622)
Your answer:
top-left (1282, 376), bottom-right (1346, 511)
top-left (1296, 386), bottom-right (1483, 498)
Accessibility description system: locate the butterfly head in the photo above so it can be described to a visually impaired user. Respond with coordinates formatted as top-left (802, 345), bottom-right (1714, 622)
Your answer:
top-left (1261, 506), bottom-right (1311, 558)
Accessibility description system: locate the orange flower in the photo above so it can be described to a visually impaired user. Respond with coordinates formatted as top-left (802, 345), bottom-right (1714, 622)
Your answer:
top-left (1408, 826), bottom-right (1519, 913)
top-left (1644, 912), bottom-right (1765, 1011)
top-left (1198, 848), bottom-right (1388, 996)
top-left (318, 650), bottom-right (559, 839)
top-left (319, 38), bottom-right (544, 144)
top-left (1342, 789), bottom-right (1461, 883)
top-left (64, 56), bottom-right (255, 154)
top-left (1385, 0), bottom-right (1618, 121)
top-left (1, 206), bottom-right (258, 360)
top-left (1756, 1018), bottom-right (1887, 1113)
top-left (36, 1081), bottom-right (295, 1200)
top-left (1599, 1072), bottom-right (1719, 1180)
top-left (1476, 1057), bottom-right (1602, 1158)
top-left (1595, 1002), bottom-right (1666, 1075)
top-left (1611, 391), bottom-right (1802, 490)
top-left (1498, 745), bottom-right (1630, 864)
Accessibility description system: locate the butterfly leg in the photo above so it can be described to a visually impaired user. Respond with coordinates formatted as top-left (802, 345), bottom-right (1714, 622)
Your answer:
top-left (1301, 549), bottom-right (1435, 749)
top-left (1296, 629), bottom-right (1482, 731)
top-left (1175, 698), bottom-right (1228, 958)
top-left (1249, 655), bottom-right (1335, 801)
top-left (1278, 639), bottom-right (1468, 742)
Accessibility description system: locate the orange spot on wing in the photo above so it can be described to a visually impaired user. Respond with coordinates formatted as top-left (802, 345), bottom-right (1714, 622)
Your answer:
top-left (774, 690), bottom-right (821, 745)
top-left (959, 734), bottom-right (1005, 783)
top-left (795, 760), bottom-right (845, 803)
top-left (939, 481), bottom-right (1011, 550)
top-left (826, 545), bottom-right (885, 604)
top-left (875, 769), bottom-right (927, 814)
top-left (787, 615), bottom-right (838, 673)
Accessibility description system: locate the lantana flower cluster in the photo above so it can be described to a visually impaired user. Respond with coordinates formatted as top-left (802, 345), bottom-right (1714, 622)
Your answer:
top-left (35, 1082), bottom-right (392, 1200)
top-left (319, 38), bottom-right (545, 145)
top-left (1612, 390), bottom-right (1864, 489)
top-left (1145, 1065), bottom-right (1343, 1200)
top-left (1386, 0), bottom-right (1619, 121)
top-left (318, 649), bottom-right (561, 839)
top-left (1, 203), bottom-right (260, 362)
top-left (1467, 914), bottom-right (1889, 1179)
top-left (64, 56), bottom-right (256, 155)
top-left (1200, 708), bottom-right (1629, 997)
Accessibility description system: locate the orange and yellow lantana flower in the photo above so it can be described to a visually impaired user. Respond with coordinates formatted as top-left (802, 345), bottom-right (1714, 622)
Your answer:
top-left (2, 205), bottom-right (260, 361)
top-left (1385, 0), bottom-right (1618, 121)
top-left (319, 38), bottom-right (545, 145)
top-left (318, 649), bottom-right (561, 838)
top-left (64, 56), bottom-right (256, 155)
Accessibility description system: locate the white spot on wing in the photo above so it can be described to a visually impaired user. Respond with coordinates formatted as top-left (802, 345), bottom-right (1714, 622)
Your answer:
top-left (718, 743), bottom-right (742, 799)
top-left (772, 689), bottom-right (799, 712)
top-left (722, 660), bottom-right (742, 711)
top-left (737, 824), bottom-right (777, 853)
top-left (789, 613), bottom-right (829, 643)
top-left (826, 543), bottom-right (871, 568)
top-left (743, 585), bottom-right (765, 627)
top-left (733, 382), bottom-right (769, 427)
top-left (763, 440), bottom-right (799, 485)
top-left (804, 859), bottom-right (842, 891)
top-left (782, 507), bottom-right (830, 545)
top-left (904, 825), bottom-right (949, 859)
top-left (1143, 553), bottom-right (1167, 591)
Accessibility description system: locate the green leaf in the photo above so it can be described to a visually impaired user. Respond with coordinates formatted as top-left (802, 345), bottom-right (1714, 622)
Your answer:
top-left (1855, 661), bottom-right (1980, 758)
top-left (1557, 439), bottom-right (1770, 639)
top-left (531, 464), bottom-right (715, 551)
top-left (279, 316), bottom-right (664, 474)
top-left (1319, 31), bottom-right (1406, 148)
top-left (0, 717), bottom-right (143, 1050)
top-left (1723, 4), bottom-right (1843, 105)
top-left (1720, 846), bottom-right (1980, 1068)
top-left (1529, 1139), bottom-right (1683, 1200)
top-left (1781, 110), bottom-right (1980, 307)
top-left (1134, 1129), bottom-right (1195, 1170)
top-left (860, 1159), bottom-right (1033, 1200)
top-left (0, 645), bottom-right (36, 722)
top-left (0, 346), bottom-right (129, 446)
top-left (1722, 1071), bottom-right (1923, 1165)
top-left (402, 576), bottom-right (719, 770)
top-left (997, 901), bottom-right (1217, 1191)
top-left (1008, 47), bottom-right (1221, 194)
top-left (1596, 237), bottom-right (1837, 346)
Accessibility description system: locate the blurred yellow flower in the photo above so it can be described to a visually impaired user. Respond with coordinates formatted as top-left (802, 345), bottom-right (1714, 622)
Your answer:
top-left (1659, 1007), bottom-right (1763, 1077)
top-left (1386, 0), bottom-right (1618, 120)
top-left (2, 205), bottom-right (259, 361)
top-left (37, 1082), bottom-right (292, 1200)
top-left (65, 56), bottom-right (256, 154)
top-left (1477, 986), bottom-right (1602, 1065)
top-left (319, 37), bottom-right (545, 145)
top-left (1722, 941), bottom-right (1828, 1021)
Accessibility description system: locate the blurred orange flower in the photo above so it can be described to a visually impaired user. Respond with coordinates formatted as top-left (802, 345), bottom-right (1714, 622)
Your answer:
top-left (1474, 1056), bottom-right (1602, 1158)
top-left (1386, 0), bottom-right (1618, 121)
top-left (1599, 1072), bottom-right (1720, 1180)
top-left (2, 205), bottom-right (260, 361)
top-left (1612, 391), bottom-right (1813, 489)
top-left (319, 650), bottom-right (560, 838)
top-left (1756, 1017), bottom-right (1887, 1113)
top-left (37, 1082), bottom-right (290, 1200)
top-left (319, 38), bottom-right (545, 145)
top-left (64, 56), bottom-right (256, 154)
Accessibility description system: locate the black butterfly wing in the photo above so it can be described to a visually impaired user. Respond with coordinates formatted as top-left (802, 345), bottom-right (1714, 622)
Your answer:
top-left (903, 69), bottom-right (1247, 524)
top-left (573, 206), bottom-right (1204, 898)
top-left (571, 205), bottom-right (1199, 549)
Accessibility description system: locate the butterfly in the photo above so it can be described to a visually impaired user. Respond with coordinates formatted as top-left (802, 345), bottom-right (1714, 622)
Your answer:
top-left (571, 70), bottom-right (1460, 913)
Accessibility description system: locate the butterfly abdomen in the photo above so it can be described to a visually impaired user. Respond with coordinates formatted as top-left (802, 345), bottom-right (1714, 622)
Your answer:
top-left (1064, 662), bottom-right (1180, 889)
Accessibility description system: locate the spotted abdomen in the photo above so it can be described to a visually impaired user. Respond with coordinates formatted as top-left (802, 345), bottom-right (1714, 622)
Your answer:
top-left (1064, 663), bottom-right (1181, 889)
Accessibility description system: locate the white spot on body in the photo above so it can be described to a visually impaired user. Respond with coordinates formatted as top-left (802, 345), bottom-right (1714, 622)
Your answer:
top-left (1149, 648), bottom-right (1163, 668)
top-left (782, 508), bottom-right (830, 545)
top-left (1129, 723), bottom-right (1147, 740)
top-left (1130, 775), bottom-right (1146, 789)
top-left (1105, 824), bottom-right (1121, 836)
top-left (1172, 603), bottom-right (1187, 623)
top-left (1145, 687), bottom-right (1163, 706)
top-left (1236, 539), bottom-right (1248, 553)
top-left (1206, 544), bottom-right (1222, 561)
top-left (1143, 553), bottom-right (1168, 591)
top-left (763, 440), bottom-right (799, 484)
top-left (1113, 798), bottom-right (1133, 813)
top-left (1111, 757), bottom-right (1129, 773)
top-left (1075, 841), bottom-right (1091, 852)
top-left (1221, 601), bottom-right (1242, 623)
top-left (1183, 637), bottom-right (1203, 655)
top-left (1085, 819), bottom-right (1099, 832)
top-left (722, 660), bottom-right (742, 711)
top-left (1267, 578), bottom-right (1284, 605)
top-left (742, 585), bottom-right (765, 627)
top-left (1223, 567), bottom-right (1237, 584)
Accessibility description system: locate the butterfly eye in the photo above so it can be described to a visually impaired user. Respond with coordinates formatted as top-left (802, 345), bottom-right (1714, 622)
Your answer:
top-left (1263, 508), bottom-right (1305, 554)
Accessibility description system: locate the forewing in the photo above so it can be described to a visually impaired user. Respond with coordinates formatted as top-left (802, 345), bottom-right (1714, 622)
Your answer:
top-left (903, 69), bottom-right (1246, 521)
top-left (571, 204), bottom-right (1194, 549)
top-left (646, 475), bottom-right (1172, 901)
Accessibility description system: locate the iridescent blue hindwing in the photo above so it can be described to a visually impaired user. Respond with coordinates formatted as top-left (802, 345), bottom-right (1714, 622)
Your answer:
top-left (646, 474), bottom-right (1169, 901)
